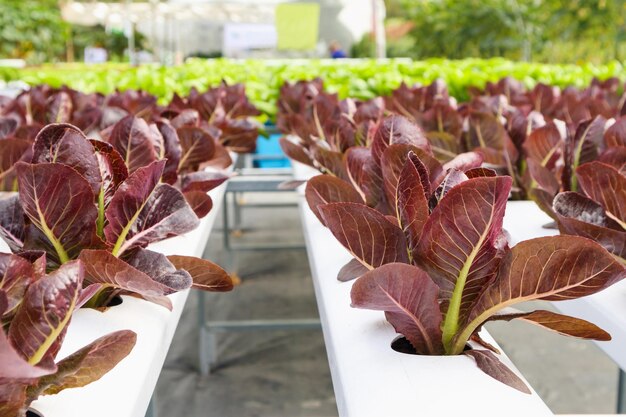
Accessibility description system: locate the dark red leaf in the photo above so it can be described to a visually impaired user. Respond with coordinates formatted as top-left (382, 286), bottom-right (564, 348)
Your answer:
top-left (183, 191), bottom-right (213, 218)
top-left (344, 146), bottom-right (383, 206)
top-left (351, 263), bottom-right (444, 354)
top-left (181, 171), bottom-right (230, 193)
top-left (125, 248), bottom-right (192, 291)
top-left (156, 122), bottom-right (182, 184)
top-left (0, 195), bottom-right (26, 252)
top-left (0, 254), bottom-right (35, 315)
top-left (372, 116), bottom-right (431, 166)
top-left (337, 258), bottom-right (369, 282)
top-left (397, 152), bottom-right (430, 254)
top-left (305, 175), bottom-right (363, 225)
top-left (279, 136), bottom-right (314, 167)
top-left (0, 139), bottom-right (31, 191)
top-left (415, 177), bottom-right (512, 321)
top-left (177, 126), bottom-right (216, 172)
top-left (31, 124), bottom-right (102, 194)
top-left (577, 162), bottom-right (626, 226)
top-left (464, 350), bottom-right (530, 394)
top-left (167, 255), bottom-right (233, 292)
top-left (16, 162), bottom-right (99, 265)
top-left (104, 161), bottom-right (199, 255)
top-left (37, 330), bottom-right (136, 396)
top-left (107, 116), bottom-right (159, 173)
top-left (318, 202), bottom-right (409, 269)
top-left (8, 261), bottom-right (83, 365)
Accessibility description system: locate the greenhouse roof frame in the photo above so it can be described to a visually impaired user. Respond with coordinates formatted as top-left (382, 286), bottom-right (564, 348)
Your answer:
top-left (60, 1), bottom-right (285, 26)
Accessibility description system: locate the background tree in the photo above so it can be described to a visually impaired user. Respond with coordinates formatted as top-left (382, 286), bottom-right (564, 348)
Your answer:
top-left (0, 0), bottom-right (147, 64)
top-left (354, 0), bottom-right (626, 64)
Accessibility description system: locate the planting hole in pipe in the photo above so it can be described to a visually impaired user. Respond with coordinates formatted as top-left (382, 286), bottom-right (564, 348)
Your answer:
top-left (27, 408), bottom-right (44, 417)
top-left (108, 295), bottom-right (123, 307)
top-left (390, 336), bottom-right (417, 354)
top-left (391, 336), bottom-right (471, 355)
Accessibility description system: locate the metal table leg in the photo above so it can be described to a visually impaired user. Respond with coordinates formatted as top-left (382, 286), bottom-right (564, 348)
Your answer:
top-left (233, 191), bottom-right (243, 230)
top-left (145, 394), bottom-right (157, 417)
top-left (618, 369), bottom-right (626, 413)
top-left (197, 290), bottom-right (210, 375)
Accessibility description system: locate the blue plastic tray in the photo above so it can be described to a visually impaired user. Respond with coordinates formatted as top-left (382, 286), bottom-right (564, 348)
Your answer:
top-left (254, 133), bottom-right (291, 168)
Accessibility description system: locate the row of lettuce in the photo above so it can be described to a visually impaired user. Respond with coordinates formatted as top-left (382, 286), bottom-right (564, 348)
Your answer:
top-left (1, 69), bottom-right (626, 412)
top-left (3, 58), bottom-right (626, 119)
top-left (0, 84), bottom-right (262, 417)
top-left (277, 76), bottom-right (626, 392)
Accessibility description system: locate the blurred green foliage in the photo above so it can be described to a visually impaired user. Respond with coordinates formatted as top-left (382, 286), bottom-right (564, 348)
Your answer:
top-left (368, 0), bottom-right (626, 64)
top-left (0, 0), bottom-right (146, 63)
top-left (4, 58), bottom-right (626, 118)
top-left (0, 0), bottom-right (68, 63)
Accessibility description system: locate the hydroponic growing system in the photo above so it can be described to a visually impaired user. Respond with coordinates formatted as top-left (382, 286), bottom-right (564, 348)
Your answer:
top-left (1, 59), bottom-right (625, 417)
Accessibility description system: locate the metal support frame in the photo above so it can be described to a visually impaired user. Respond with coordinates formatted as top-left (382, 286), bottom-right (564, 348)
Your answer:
top-left (221, 178), bottom-right (305, 255)
top-left (198, 318), bottom-right (322, 376)
top-left (618, 369), bottom-right (626, 413)
top-left (145, 394), bottom-right (157, 417)
top-left (197, 157), bottom-right (319, 376)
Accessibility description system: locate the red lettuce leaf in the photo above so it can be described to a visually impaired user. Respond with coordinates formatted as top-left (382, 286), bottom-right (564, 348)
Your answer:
top-left (31, 124), bottom-right (102, 194)
top-left (576, 162), bottom-right (626, 227)
top-left (155, 122), bottom-right (181, 184)
top-left (344, 146), bottom-right (384, 206)
top-left (372, 115), bottom-right (431, 166)
top-left (523, 123), bottom-right (563, 169)
top-left (0, 138), bottom-right (31, 191)
top-left (183, 191), bottom-right (213, 218)
top-left (279, 136), bottom-right (314, 167)
top-left (35, 330), bottom-right (136, 396)
top-left (318, 202), bottom-right (409, 269)
top-left (124, 248), bottom-right (192, 291)
top-left (460, 236), bottom-right (626, 355)
top-left (79, 249), bottom-right (178, 308)
top-left (0, 195), bottom-right (26, 252)
top-left (0, 254), bottom-right (35, 316)
top-left (305, 175), bottom-right (363, 225)
top-left (397, 152), bottom-right (430, 256)
top-left (464, 349), bottom-right (530, 394)
top-left (351, 263), bottom-right (444, 354)
top-left (104, 161), bottom-right (199, 255)
top-left (488, 308), bottom-right (611, 341)
top-left (8, 261), bottom-right (83, 365)
top-left (107, 116), bottom-right (159, 173)
top-left (167, 255), bottom-right (233, 292)
top-left (337, 258), bottom-right (369, 282)
top-left (16, 162), bottom-right (100, 265)
top-left (180, 171), bottom-right (230, 193)
top-left (177, 126), bottom-right (216, 172)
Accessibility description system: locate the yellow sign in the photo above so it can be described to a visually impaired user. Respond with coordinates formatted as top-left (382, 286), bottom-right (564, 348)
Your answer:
top-left (275, 3), bottom-right (320, 50)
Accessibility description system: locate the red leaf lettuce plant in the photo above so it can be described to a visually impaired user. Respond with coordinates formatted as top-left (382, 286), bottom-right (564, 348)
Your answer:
top-left (0, 257), bottom-right (136, 417)
top-left (553, 161), bottom-right (626, 264)
top-left (164, 82), bottom-right (261, 153)
top-left (0, 123), bottom-right (233, 310)
top-left (100, 116), bottom-right (231, 218)
top-left (524, 115), bottom-right (626, 218)
top-left (305, 147), bottom-right (626, 392)
top-left (277, 79), bottom-right (385, 176)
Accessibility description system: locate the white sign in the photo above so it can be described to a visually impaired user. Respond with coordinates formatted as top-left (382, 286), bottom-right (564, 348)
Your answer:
top-left (84, 47), bottom-right (108, 64)
top-left (223, 23), bottom-right (277, 58)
